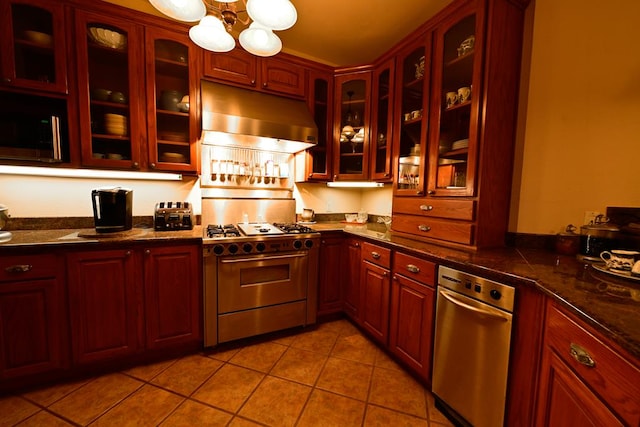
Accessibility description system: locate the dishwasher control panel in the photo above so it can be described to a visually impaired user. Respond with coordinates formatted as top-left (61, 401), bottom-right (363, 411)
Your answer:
top-left (438, 265), bottom-right (515, 312)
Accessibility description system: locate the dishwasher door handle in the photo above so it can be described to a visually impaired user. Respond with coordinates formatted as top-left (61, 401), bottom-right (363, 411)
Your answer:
top-left (439, 288), bottom-right (508, 322)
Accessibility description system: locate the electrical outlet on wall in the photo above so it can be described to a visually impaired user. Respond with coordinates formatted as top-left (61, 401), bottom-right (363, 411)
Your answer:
top-left (583, 211), bottom-right (601, 225)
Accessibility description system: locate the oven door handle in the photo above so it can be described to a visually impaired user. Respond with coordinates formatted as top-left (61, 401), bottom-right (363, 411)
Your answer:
top-left (219, 253), bottom-right (308, 263)
top-left (438, 288), bottom-right (508, 322)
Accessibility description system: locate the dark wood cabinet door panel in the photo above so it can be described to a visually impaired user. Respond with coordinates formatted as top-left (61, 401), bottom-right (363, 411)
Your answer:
top-left (360, 260), bottom-right (390, 345)
top-left (0, 277), bottom-right (66, 378)
top-left (318, 235), bottom-right (344, 316)
top-left (144, 245), bottom-right (201, 349)
top-left (66, 249), bottom-right (140, 364)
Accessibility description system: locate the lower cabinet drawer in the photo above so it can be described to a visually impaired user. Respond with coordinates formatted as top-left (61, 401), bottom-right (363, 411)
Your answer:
top-left (545, 303), bottom-right (640, 425)
top-left (392, 214), bottom-right (474, 245)
top-left (362, 241), bottom-right (391, 269)
top-left (0, 254), bottom-right (58, 282)
top-left (393, 198), bottom-right (475, 220)
top-left (393, 252), bottom-right (436, 286)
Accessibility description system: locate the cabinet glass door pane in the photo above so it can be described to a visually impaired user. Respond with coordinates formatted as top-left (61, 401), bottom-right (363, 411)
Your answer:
top-left (338, 79), bottom-right (366, 175)
top-left (435, 15), bottom-right (475, 190)
top-left (397, 47), bottom-right (426, 192)
top-left (86, 22), bottom-right (131, 161)
top-left (310, 78), bottom-right (329, 176)
top-left (11, 4), bottom-right (56, 85)
top-left (373, 68), bottom-right (390, 176)
top-left (154, 39), bottom-right (190, 166)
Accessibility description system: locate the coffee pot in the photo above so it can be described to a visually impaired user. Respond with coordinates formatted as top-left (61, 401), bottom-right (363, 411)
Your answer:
top-left (301, 208), bottom-right (315, 222)
top-left (92, 187), bottom-right (133, 233)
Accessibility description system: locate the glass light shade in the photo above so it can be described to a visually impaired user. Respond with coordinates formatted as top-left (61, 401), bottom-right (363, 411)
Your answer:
top-left (189, 15), bottom-right (235, 52)
top-left (246, 0), bottom-right (297, 31)
top-left (149, 0), bottom-right (206, 22)
top-left (239, 22), bottom-right (282, 57)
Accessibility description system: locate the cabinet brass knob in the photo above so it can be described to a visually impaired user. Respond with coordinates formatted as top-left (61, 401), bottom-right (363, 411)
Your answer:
top-left (125, 251), bottom-right (132, 256)
top-left (354, 242), bottom-right (360, 247)
top-left (5, 264), bottom-right (32, 273)
top-left (419, 204), bottom-right (433, 211)
top-left (371, 252), bottom-right (381, 259)
top-left (145, 249), bottom-right (151, 255)
top-left (418, 225), bottom-right (431, 232)
top-left (570, 343), bottom-right (595, 368)
top-left (150, 163), bottom-right (156, 169)
top-left (2, 77), bottom-right (12, 83)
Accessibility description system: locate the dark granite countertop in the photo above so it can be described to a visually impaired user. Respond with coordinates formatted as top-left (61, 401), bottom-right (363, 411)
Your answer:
top-left (312, 222), bottom-right (640, 360)
top-left (2, 222), bottom-right (639, 360)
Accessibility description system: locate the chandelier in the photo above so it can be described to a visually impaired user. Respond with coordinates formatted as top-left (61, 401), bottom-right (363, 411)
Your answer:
top-left (148, 0), bottom-right (297, 57)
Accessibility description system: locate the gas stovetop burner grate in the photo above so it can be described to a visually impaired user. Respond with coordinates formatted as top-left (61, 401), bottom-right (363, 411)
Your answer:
top-left (206, 224), bottom-right (241, 238)
top-left (273, 223), bottom-right (315, 234)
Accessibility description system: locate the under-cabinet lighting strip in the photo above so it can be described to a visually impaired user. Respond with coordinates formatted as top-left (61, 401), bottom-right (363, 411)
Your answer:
top-left (0, 165), bottom-right (182, 181)
top-left (326, 181), bottom-right (384, 188)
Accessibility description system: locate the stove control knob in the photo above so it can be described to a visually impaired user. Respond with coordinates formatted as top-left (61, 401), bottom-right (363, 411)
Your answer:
top-left (242, 243), bottom-right (253, 253)
top-left (213, 245), bottom-right (224, 255)
top-left (305, 239), bottom-right (314, 248)
top-left (293, 240), bottom-right (303, 250)
top-left (256, 242), bottom-right (266, 252)
top-left (228, 244), bottom-right (239, 254)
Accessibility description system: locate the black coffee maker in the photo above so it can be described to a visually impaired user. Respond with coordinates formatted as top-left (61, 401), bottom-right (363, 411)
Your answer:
top-left (92, 187), bottom-right (132, 233)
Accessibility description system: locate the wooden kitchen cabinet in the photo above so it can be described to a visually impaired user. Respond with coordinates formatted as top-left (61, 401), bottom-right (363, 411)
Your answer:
top-left (370, 58), bottom-right (395, 182)
top-left (143, 244), bottom-right (201, 350)
top-left (300, 67), bottom-right (334, 181)
top-left (74, 10), bottom-right (146, 169)
top-left (342, 237), bottom-right (362, 321)
top-left (389, 252), bottom-right (436, 382)
top-left (317, 233), bottom-right (344, 316)
top-left (392, 34), bottom-right (432, 196)
top-left (67, 243), bottom-right (202, 365)
top-left (66, 248), bottom-right (140, 365)
top-left (359, 241), bottom-right (391, 345)
top-left (333, 69), bottom-right (372, 181)
top-left (203, 48), bottom-right (306, 98)
top-left (0, 0), bottom-right (68, 94)
top-left (0, 253), bottom-right (67, 381)
top-left (535, 301), bottom-right (640, 426)
top-left (392, 0), bottom-right (528, 249)
top-left (145, 26), bottom-right (199, 173)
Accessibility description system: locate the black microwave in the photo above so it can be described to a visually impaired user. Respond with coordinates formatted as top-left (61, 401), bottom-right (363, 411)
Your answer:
top-left (0, 91), bottom-right (69, 163)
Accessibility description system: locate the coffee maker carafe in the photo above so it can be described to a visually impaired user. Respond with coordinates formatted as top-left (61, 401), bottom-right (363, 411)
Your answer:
top-left (92, 187), bottom-right (132, 233)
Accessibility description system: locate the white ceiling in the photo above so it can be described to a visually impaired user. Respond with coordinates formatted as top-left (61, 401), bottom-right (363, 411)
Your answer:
top-left (114, 0), bottom-right (453, 67)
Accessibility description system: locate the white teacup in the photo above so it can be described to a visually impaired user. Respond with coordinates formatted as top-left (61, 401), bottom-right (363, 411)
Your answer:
top-left (457, 86), bottom-right (471, 103)
top-left (600, 249), bottom-right (640, 271)
top-left (446, 92), bottom-right (458, 108)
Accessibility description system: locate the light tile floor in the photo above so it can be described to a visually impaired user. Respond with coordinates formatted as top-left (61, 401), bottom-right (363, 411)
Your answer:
top-left (0, 318), bottom-right (454, 426)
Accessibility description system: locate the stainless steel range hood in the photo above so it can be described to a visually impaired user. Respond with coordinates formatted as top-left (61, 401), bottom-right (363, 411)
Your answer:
top-left (200, 80), bottom-right (318, 154)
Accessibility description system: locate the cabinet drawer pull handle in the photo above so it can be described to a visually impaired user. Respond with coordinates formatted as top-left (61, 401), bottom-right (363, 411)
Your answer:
top-left (5, 264), bottom-right (33, 273)
top-left (418, 225), bottom-right (431, 232)
top-left (419, 204), bottom-right (433, 211)
top-left (406, 264), bottom-right (420, 274)
top-left (570, 343), bottom-right (595, 368)
top-left (371, 252), bottom-right (381, 259)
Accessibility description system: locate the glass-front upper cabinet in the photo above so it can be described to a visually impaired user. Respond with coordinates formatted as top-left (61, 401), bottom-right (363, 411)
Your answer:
top-left (370, 59), bottom-right (394, 182)
top-left (428, 8), bottom-right (480, 197)
top-left (333, 71), bottom-right (371, 181)
top-left (0, 0), bottom-right (67, 94)
top-left (392, 36), bottom-right (431, 196)
top-left (145, 27), bottom-right (198, 172)
top-left (74, 11), bottom-right (145, 169)
top-left (303, 70), bottom-right (333, 181)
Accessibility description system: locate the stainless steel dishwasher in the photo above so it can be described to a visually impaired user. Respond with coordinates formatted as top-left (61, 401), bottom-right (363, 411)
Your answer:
top-left (432, 266), bottom-right (515, 427)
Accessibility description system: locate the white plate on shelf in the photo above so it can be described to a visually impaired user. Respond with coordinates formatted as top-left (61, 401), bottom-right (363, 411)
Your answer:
top-left (592, 264), bottom-right (640, 282)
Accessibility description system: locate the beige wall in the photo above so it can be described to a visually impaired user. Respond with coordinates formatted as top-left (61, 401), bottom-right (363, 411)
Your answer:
top-left (3, 0), bottom-right (639, 232)
top-left (511, 0), bottom-right (640, 234)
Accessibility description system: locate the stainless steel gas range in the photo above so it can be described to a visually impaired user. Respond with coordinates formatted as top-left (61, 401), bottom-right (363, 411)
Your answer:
top-left (202, 198), bottom-right (320, 347)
